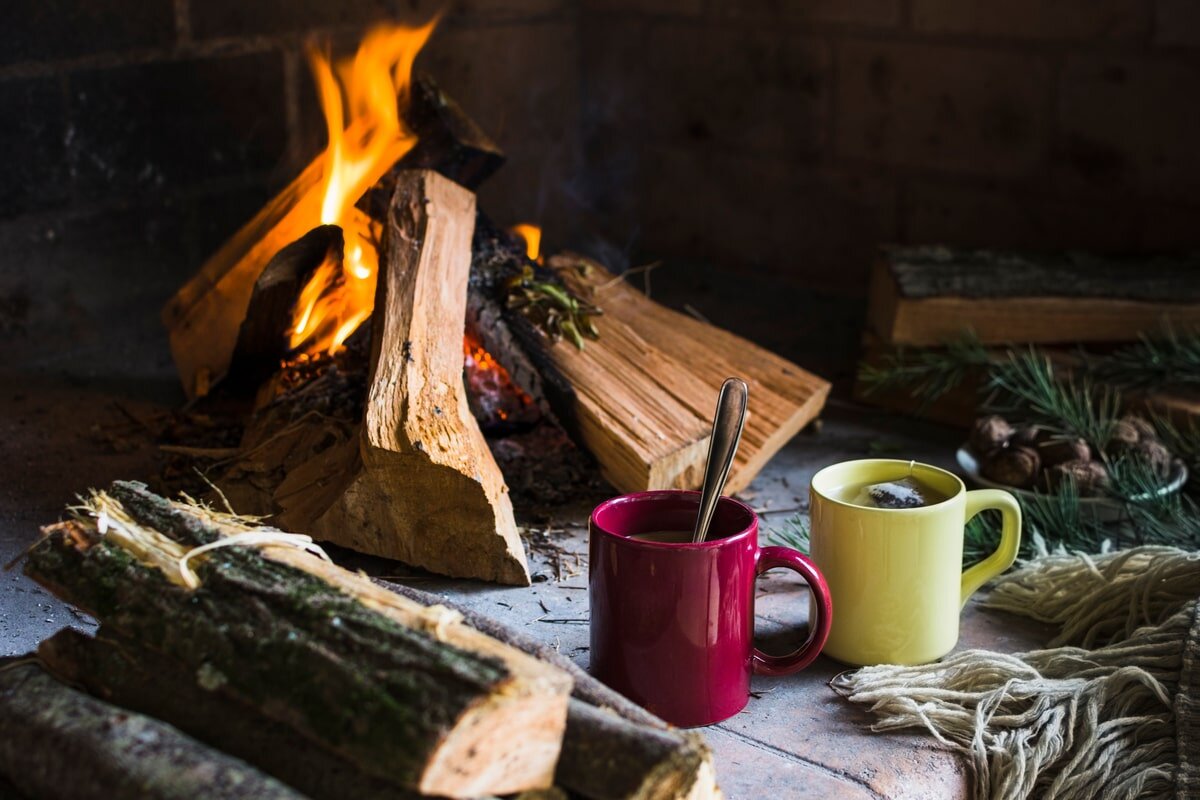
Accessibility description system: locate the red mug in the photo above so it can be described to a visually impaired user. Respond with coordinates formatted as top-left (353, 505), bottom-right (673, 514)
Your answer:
top-left (588, 490), bottom-right (833, 727)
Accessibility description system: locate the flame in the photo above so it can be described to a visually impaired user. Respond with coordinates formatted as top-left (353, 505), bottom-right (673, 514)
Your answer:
top-left (287, 21), bottom-right (436, 355)
top-left (511, 223), bottom-right (543, 264)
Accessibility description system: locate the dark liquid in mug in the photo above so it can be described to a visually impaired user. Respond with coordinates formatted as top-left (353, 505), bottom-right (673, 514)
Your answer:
top-left (628, 530), bottom-right (693, 543)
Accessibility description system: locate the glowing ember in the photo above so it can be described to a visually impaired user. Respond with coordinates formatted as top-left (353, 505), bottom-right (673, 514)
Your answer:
top-left (287, 21), bottom-right (436, 355)
top-left (464, 332), bottom-right (536, 428)
top-left (511, 223), bottom-right (543, 264)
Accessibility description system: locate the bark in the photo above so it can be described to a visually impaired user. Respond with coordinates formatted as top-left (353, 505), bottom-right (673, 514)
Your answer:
top-left (884, 246), bottom-right (1200, 301)
top-left (559, 700), bottom-right (717, 800)
top-left (24, 481), bottom-right (566, 797)
top-left (38, 629), bottom-right (422, 800)
top-left (376, 582), bottom-right (721, 800)
top-left (0, 661), bottom-right (303, 800)
top-left (378, 579), bottom-right (666, 730)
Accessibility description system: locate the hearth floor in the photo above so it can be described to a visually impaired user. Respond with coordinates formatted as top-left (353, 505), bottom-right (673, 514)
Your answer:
top-left (0, 371), bottom-right (1051, 800)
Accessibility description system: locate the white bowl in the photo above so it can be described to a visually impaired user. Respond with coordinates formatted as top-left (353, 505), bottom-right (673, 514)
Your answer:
top-left (956, 446), bottom-right (1189, 524)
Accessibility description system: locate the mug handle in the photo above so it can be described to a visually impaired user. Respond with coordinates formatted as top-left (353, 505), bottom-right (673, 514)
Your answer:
top-left (960, 489), bottom-right (1022, 608)
top-left (751, 547), bottom-right (833, 677)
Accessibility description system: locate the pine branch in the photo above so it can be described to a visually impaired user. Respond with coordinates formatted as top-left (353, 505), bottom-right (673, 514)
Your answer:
top-left (983, 350), bottom-right (1120, 455)
top-left (857, 334), bottom-right (991, 409)
top-left (768, 515), bottom-right (810, 555)
top-left (1087, 328), bottom-right (1200, 390)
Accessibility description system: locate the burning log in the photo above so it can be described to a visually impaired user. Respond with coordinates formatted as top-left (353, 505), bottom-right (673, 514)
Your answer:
top-left (0, 661), bottom-right (304, 800)
top-left (265, 170), bottom-right (529, 584)
top-left (227, 224), bottom-right (344, 391)
top-left (23, 481), bottom-right (571, 797)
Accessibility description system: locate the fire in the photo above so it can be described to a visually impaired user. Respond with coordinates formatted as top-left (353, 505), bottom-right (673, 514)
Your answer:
top-left (287, 20), bottom-right (436, 355)
top-left (511, 223), bottom-right (543, 264)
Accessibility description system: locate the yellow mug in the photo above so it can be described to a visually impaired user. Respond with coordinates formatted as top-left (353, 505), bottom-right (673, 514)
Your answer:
top-left (809, 459), bottom-right (1021, 666)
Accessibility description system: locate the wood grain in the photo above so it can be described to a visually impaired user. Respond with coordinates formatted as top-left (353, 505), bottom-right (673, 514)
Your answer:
top-left (548, 255), bottom-right (830, 494)
top-left (290, 171), bottom-right (530, 585)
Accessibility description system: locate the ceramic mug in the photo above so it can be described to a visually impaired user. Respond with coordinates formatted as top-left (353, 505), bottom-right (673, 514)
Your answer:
top-left (589, 490), bottom-right (832, 727)
top-left (809, 459), bottom-right (1021, 667)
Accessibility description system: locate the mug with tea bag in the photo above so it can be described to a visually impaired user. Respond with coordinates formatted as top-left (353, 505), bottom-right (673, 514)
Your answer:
top-left (809, 459), bottom-right (1021, 666)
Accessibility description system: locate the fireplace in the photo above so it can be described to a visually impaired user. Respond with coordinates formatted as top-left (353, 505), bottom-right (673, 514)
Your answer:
top-left (153, 22), bottom-right (828, 584)
top-left (4, 3), bottom-right (1200, 587)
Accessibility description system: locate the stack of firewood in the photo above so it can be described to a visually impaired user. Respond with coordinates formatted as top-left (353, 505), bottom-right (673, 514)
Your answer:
top-left (2, 482), bottom-right (721, 800)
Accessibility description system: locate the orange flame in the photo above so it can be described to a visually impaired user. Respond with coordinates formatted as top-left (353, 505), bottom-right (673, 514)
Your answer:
top-left (288, 21), bottom-right (436, 355)
top-left (511, 223), bottom-right (543, 264)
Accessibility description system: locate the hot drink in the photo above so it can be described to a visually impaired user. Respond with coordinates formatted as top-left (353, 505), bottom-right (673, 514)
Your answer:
top-left (628, 530), bottom-right (693, 543)
top-left (833, 476), bottom-right (949, 509)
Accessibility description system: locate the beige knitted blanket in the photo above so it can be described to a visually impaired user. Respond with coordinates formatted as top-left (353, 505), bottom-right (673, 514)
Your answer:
top-left (833, 547), bottom-right (1200, 800)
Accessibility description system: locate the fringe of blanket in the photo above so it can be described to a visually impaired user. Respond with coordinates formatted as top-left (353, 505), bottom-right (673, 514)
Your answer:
top-left (832, 546), bottom-right (1200, 800)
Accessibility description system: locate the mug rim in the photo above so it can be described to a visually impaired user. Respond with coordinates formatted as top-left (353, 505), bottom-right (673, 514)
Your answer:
top-left (810, 458), bottom-right (965, 513)
top-left (590, 490), bottom-right (758, 550)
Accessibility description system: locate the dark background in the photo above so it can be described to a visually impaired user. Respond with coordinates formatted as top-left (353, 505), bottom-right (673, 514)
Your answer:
top-left (2, 0), bottom-right (1199, 384)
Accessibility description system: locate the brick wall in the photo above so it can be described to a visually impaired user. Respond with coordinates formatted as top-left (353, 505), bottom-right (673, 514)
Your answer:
top-left (2, 0), bottom-right (1198, 370)
top-left (0, 0), bottom-right (582, 370)
top-left (578, 0), bottom-right (1200, 292)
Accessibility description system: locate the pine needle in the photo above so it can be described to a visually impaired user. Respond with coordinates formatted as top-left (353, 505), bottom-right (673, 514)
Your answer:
top-left (857, 334), bottom-right (992, 409)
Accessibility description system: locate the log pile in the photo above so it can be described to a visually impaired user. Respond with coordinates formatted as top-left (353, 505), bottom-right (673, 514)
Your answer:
top-left (10, 482), bottom-right (722, 800)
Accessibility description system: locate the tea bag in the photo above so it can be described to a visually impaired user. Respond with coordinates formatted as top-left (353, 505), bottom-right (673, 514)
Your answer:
top-left (851, 477), bottom-right (932, 509)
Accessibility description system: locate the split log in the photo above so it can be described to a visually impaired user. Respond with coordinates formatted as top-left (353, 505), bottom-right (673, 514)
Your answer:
top-left (24, 481), bottom-right (570, 798)
top-left (39, 629), bottom-right (424, 800)
top-left (380, 581), bottom-right (722, 800)
top-left (271, 170), bottom-right (528, 584)
top-left (381, 579), bottom-right (667, 730)
top-left (0, 660), bottom-right (303, 800)
top-left (867, 246), bottom-right (1200, 346)
top-left (543, 255), bottom-right (830, 494)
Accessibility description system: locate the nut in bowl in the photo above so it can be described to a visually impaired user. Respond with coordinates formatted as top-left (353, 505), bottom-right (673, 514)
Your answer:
top-left (959, 413), bottom-right (1188, 523)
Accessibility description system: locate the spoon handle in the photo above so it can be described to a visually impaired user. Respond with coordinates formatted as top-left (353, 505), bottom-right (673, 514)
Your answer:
top-left (692, 377), bottom-right (750, 543)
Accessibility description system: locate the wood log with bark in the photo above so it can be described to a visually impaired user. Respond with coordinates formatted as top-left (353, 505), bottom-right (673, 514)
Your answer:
top-left (38, 629), bottom-right (425, 800)
top-left (23, 481), bottom-right (570, 798)
top-left (0, 660), bottom-right (304, 800)
top-left (382, 581), bottom-right (722, 800)
top-left (867, 246), bottom-right (1200, 346)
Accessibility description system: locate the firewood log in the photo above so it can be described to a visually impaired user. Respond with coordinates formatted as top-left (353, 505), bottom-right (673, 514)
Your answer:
top-left (0, 661), bottom-right (304, 800)
top-left (559, 701), bottom-right (719, 800)
top-left (23, 481), bottom-right (570, 798)
top-left (38, 629), bottom-right (426, 800)
top-left (273, 170), bottom-right (529, 585)
top-left (226, 224), bottom-right (344, 392)
top-left (544, 255), bottom-right (830, 494)
top-left (381, 579), bottom-right (666, 730)
top-left (380, 582), bottom-right (722, 800)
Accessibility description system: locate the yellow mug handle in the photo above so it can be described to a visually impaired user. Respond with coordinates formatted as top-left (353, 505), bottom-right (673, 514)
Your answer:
top-left (959, 489), bottom-right (1022, 608)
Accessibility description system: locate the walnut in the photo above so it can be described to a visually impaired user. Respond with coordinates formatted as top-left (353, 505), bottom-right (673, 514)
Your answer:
top-left (1037, 437), bottom-right (1090, 468)
top-left (1011, 425), bottom-right (1041, 448)
top-left (1046, 459), bottom-right (1110, 497)
top-left (1106, 420), bottom-right (1141, 455)
top-left (981, 446), bottom-right (1041, 489)
top-left (1123, 415), bottom-right (1157, 442)
top-left (970, 415), bottom-right (1013, 455)
top-left (1134, 439), bottom-right (1173, 479)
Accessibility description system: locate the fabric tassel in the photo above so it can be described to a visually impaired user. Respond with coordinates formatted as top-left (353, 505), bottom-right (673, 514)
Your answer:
top-left (833, 547), bottom-right (1200, 800)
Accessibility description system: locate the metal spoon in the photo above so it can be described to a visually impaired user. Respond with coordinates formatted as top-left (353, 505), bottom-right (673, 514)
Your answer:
top-left (691, 377), bottom-right (749, 543)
